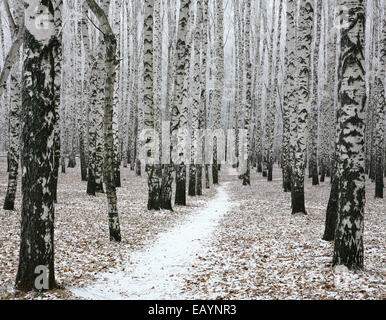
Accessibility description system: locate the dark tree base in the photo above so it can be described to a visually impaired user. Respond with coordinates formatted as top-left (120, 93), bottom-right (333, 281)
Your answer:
top-left (291, 189), bottom-right (307, 215)
top-left (175, 165), bottom-right (186, 206)
top-left (242, 172), bottom-right (250, 186)
top-left (15, 276), bottom-right (56, 293)
top-left (320, 170), bottom-right (325, 183)
top-left (333, 230), bottom-right (364, 271)
top-left (3, 196), bottom-right (15, 211)
top-left (114, 169), bottom-right (121, 188)
top-left (262, 170), bottom-right (267, 177)
top-left (212, 161), bottom-right (219, 185)
top-left (136, 160), bottom-right (141, 176)
top-left (320, 162), bottom-right (326, 182)
top-left (205, 164), bottom-right (210, 189)
top-left (61, 158), bottom-right (66, 173)
top-left (188, 164), bottom-right (196, 196)
top-left (267, 164), bottom-right (273, 182)
top-left (109, 229), bottom-right (122, 242)
top-left (146, 164), bottom-right (161, 211)
top-left (375, 165), bottom-right (384, 198)
top-left (312, 173), bottom-right (319, 186)
top-left (68, 156), bottom-right (76, 168)
top-left (81, 171), bottom-right (88, 182)
top-left (87, 169), bottom-right (96, 196)
top-left (196, 164), bottom-right (203, 196)
top-left (95, 182), bottom-right (104, 194)
top-left (160, 165), bottom-right (173, 211)
top-left (322, 177), bottom-right (338, 241)
top-left (160, 198), bottom-right (173, 211)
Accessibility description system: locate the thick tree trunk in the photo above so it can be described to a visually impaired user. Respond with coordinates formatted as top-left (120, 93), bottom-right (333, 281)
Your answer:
top-left (332, 0), bottom-right (366, 270)
top-left (15, 2), bottom-right (57, 291)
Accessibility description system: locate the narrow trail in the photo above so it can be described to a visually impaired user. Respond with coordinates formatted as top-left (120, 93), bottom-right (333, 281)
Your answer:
top-left (70, 181), bottom-right (234, 300)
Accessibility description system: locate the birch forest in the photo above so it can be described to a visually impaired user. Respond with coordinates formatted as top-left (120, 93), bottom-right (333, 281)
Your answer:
top-left (0, 0), bottom-right (384, 300)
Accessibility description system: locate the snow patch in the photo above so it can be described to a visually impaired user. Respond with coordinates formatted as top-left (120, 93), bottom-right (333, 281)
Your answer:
top-left (70, 183), bottom-right (235, 300)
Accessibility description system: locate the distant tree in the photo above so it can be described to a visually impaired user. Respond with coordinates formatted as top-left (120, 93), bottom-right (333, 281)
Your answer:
top-left (374, 0), bottom-right (385, 199)
top-left (212, 0), bottom-right (224, 185)
top-left (144, 0), bottom-right (161, 210)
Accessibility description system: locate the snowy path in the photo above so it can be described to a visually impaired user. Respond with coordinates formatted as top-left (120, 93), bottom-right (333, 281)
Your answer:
top-left (70, 183), bottom-right (233, 300)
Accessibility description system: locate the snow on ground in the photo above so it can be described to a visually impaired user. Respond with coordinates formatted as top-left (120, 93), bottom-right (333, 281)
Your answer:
top-left (70, 182), bottom-right (235, 300)
top-left (182, 167), bottom-right (385, 300)
top-left (0, 160), bottom-right (384, 300)
top-left (0, 161), bottom-right (216, 300)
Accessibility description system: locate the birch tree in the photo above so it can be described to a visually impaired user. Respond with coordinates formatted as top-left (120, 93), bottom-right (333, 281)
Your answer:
top-left (189, 0), bottom-right (202, 196)
top-left (333, 0), bottom-right (366, 270)
top-left (212, 0), bottom-right (224, 185)
top-left (160, 0), bottom-right (177, 210)
top-left (171, 0), bottom-right (191, 206)
top-left (242, 0), bottom-right (252, 186)
top-left (15, 0), bottom-right (58, 291)
top-left (282, 0), bottom-right (296, 193)
top-left (309, 0), bottom-right (322, 186)
top-left (201, 0), bottom-right (210, 190)
top-left (3, 0), bottom-right (23, 211)
top-left (86, 0), bottom-right (121, 242)
top-left (291, 0), bottom-right (313, 215)
top-left (144, 0), bottom-right (161, 210)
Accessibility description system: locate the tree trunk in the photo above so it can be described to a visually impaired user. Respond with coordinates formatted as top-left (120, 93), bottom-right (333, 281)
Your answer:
top-left (86, 0), bottom-right (121, 242)
top-left (212, 0), bottom-right (224, 185)
top-left (15, 2), bottom-right (57, 291)
top-left (291, 0), bottom-right (313, 215)
top-left (143, 0), bottom-right (161, 210)
top-left (3, 58), bottom-right (20, 211)
top-left (171, 0), bottom-right (191, 205)
top-left (332, 0), bottom-right (366, 270)
top-left (374, 0), bottom-right (385, 199)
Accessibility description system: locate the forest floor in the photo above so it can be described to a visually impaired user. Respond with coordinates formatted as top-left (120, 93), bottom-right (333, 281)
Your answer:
top-left (0, 160), bottom-right (384, 300)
